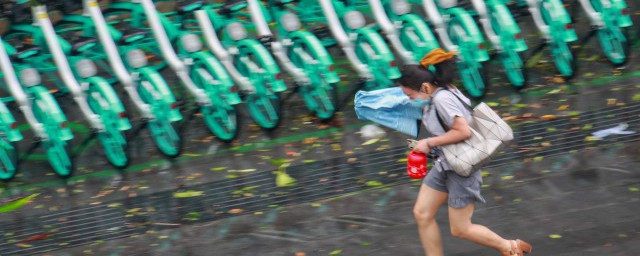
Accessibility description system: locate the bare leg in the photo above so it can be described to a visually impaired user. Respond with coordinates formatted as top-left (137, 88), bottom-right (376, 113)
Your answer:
top-left (413, 183), bottom-right (448, 256)
top-left (448, 203), bottom-right (512, 254)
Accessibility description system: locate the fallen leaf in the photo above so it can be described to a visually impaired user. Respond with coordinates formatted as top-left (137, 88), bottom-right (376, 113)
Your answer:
top-left (501, 176), bottom-right (514, 181)
top-left (330, 250), bottom-right (342, 255)
top-left (276, 170), bottom-right (297, 187)
top-left (585, 136), bottom-right (601, 142)
top-left (0, 194), bottom-right (40, 214)
top-left (540, 115), bottom-right (556, 120)
top-left (549, 234), bottom-right (562, 239)
top-left (365, 181), bottom-right (383, 187)
top-left (296, 252), bottom-right (306, 256)
top-left (361, 138), bottom-right (379, 146)
top-left (15, 243), bottom-right (32, 248)
top-left (173, 190), bottom-right (205, 198)
top-left (228, 208), bottom-right (244, 214)
top-left (629, 187), bottom-right (639, 192)
top-left (285, 150), bottom-right (300, 156)
top-left (557, 105), bottom-right (569, 111)
top-left (607, 99), bottom-right (617, 106)
top-left (302, 137), bottom-right (318, 144)
top-left (21, 233), bottom-right (51, 243)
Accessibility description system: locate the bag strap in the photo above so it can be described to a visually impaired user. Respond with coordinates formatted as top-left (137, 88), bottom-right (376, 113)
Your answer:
top-left (430, 90), bottom-right (450, 132)
top-left (444, 88), bottom-right (474, 111)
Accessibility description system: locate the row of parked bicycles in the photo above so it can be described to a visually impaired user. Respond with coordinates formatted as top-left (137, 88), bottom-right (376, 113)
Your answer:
top-left (0, 0), bottom-right (633, 180)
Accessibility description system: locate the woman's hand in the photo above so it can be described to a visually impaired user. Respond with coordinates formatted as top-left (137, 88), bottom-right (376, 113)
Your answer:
top-left (412, 138), bottom-right (431, 154)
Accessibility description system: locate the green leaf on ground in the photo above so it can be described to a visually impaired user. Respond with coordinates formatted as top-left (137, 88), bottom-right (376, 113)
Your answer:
top-left (329, 250), bottom-right (342, 255)
top-left (0, 194), bottom-right (39, 214)
top-left (549, 234), bottom-right (562, 239)
top-left (366, 181), bottom-right (383, 187)
top-left (276, 171), bottom-right (297, 187)
top-left (173, 190), bottom-right (205, 198)
top-left (362, 138), bottom-right (379, 146)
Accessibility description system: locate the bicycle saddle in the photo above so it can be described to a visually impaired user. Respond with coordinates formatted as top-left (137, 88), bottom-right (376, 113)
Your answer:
top-left (177, 0), bottom-right (204, 14)
top-left (9, 1), bottom-right (32, 24)
top-left (53, 0), bottom-right (83, 15)
top-left (221, 0), bottom-right (248, 14)
top-left (11, 43), bottom-right (40, 61)
top-left (70, 35), bottom-right (97, 54)
top-left (273, 0), bottom-right (299, 6)
top-left (120, 28), bottom-right (147, 45)
top-left (258, 35), bottom-right (274, 51)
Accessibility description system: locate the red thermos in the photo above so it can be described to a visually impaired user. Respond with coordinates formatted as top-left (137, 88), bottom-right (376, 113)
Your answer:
top-left (407, 151), bottom-right (428, 179)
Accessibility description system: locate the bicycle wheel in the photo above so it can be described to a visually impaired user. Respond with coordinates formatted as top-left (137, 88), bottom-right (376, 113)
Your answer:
top-left (288, 42), bottom-right (337, 121)
top-left (597, 26), bottom-right (630, 66)
top-left (245, 93), bottom-right (281, 130)
top-left (0, 139), bottom-right (18, 181)
top-left (500, 50), bottom-right (527, 89)
top-left (191, 64), bottom-right (239, 141)
top-left (46, 139), bottom-right (73, 178)
top-left (98, 127), bottom-right (129, 168)
top-left (458, 61), bottom-right (490, 100)
top-left (448, 22), bottom-right (488, 98)
top-left (137, 78), bottom-right (182, 158)
top-left (234, 53), bottom-right (282, 130)
top-left (148, 118), bottom-right (181, 158)
top-left (551, 40), bottom-right (576, 78)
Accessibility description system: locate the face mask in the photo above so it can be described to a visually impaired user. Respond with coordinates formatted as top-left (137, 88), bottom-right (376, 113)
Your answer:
top-left (410, 98), bottom-right (430, 108)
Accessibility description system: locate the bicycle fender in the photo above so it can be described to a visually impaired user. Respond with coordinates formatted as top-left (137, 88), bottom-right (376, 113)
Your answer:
top-left (358, 27), bottom-right (401, 79)
top-left (236, 39), bottom-right (281, 75)
top-left (138, 67), bottom-right (183, 122)
top-left (236, 39), bottom-right (287, 92)
top-left (191, 52), bottom-right (242, 105)
top-left (288, 30), bottom-right (340, 83)
top-left (85, 76), bottom-right (132, 131)
top-left (0, 102), bottom-right (23, 142)
top-left (446, 8), bottom-right (485, 45)
top-left (398, 14), bottom-right (440, 52)
top-left (611, 0), bottom-right (632, 27)
top-left (29, 86), bottom-right (74, 141)
top-left (445, 8), bottom-right (489, 62)
top-left (487, 0), bottom-right (527, 51)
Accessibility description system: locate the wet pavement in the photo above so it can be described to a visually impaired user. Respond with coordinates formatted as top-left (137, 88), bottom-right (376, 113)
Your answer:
top-left (0, 1), bottom-right (640, 255)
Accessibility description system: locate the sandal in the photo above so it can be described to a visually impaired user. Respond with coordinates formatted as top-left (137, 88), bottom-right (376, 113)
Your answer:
top-left (501, 239), bottom-right (532, 256)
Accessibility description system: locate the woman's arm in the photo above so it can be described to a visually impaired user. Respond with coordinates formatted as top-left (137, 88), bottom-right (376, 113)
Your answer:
top-left (413, 116), bottom-right (471, 153)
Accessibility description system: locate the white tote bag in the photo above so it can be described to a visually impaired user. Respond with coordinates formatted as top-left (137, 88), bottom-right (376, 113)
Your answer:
top-left (433, 90), bottom-right (513, 176)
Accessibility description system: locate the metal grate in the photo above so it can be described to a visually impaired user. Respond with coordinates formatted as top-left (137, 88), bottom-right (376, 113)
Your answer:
top-left (1, 103), bottom-right (639, 255)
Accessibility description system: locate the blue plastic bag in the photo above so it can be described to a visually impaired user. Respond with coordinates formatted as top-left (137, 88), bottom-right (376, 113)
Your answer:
top-left (354, 87), bottom-right (424, 138)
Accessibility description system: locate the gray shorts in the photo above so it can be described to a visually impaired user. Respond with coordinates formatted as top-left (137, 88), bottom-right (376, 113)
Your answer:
top-left (423, 163), bottom-right (486, 208)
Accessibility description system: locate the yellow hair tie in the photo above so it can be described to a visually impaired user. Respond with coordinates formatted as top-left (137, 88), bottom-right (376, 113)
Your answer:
top-left (419, 48), bottom-right (458, 68)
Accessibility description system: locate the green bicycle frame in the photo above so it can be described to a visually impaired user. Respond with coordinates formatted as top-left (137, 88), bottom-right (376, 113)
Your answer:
top-left (260, 0), bottom-right (340, 120)
top-left (580, 0), bottom-right (633, 65)
top-left (377, 0), bottom-right (440, 63)
top-left (70, 0), bottom-right (183, 157)
top-left (421, 0), bottom-right (490, 98)
top-left (154, 1), bottom-right (242, 141)
top-left (12, 4), bottom-right (132, 168)
top-left (198, 1), bottom-right (286, 129)
top-left (482, 0), bottom-right (529, 88)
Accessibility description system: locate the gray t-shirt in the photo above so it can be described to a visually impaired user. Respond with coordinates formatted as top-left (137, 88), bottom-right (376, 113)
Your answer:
top-left (421, 87), bottom-right (472, 170)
